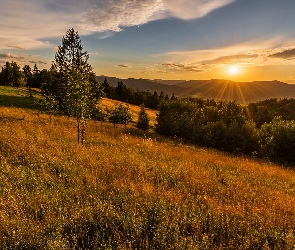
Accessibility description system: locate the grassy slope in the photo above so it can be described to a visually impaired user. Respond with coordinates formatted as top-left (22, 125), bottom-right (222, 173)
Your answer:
top-left (1, 87), bottom-right (295, 249)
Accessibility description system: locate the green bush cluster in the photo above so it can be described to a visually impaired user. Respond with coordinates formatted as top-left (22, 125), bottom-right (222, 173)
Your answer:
top-left (156, 99), bottom-right (295, 164)
top-left (107, 104), bottom-right (133, 128)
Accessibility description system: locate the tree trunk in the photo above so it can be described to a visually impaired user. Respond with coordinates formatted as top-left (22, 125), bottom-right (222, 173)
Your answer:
top-left (77, 118), bottom-right (80, 144)
top-left (82, 128), bottom-right (85, 146)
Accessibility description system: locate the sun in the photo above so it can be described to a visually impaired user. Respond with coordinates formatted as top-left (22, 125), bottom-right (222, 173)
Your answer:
top-left (228, 66), bottom-right (238, 75)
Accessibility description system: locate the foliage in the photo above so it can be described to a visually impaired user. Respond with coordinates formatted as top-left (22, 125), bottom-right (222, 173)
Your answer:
top-left (102, 78), bottom-right (111, 98)
top-left (156, 99), bottom-right (260, 155)
top-left (61, 69), bottom-right (98, 119)
top-left (38, 93), bottom-right (59, 113)
top-left (22, 65), bottom-right (33, 86)
top-left (260, 116), bottom-right (295, 163)
top-left (1, 61), bottom-right (26, 87)
top-left (43, 28), bottom-right (103, 108)
top-left (246, 98), bottom-right (295, 127)
top-left (136, 104), bottom-right (150, 131)
top-left (91, 106), bottom-right (107, 122)
top-left (108, 104), bottom-right (132, 128)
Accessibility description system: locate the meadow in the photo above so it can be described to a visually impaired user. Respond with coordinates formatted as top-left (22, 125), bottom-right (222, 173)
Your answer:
top-left (1, 87), bottom-right (295, 249)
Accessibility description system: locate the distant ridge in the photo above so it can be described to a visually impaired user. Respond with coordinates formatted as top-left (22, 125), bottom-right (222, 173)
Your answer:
top-left (96, 76), bottom-right (295, 104)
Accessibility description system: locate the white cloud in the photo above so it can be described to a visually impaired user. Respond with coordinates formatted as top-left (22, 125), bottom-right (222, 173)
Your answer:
top-left (81, 0), bottom-right (165, 32)
top-left (162, 0), bottom-right (236, 19)
top-left (0, 0), bottom-right (83, 50)
top-left (81, 0), bottom-right (237, 32)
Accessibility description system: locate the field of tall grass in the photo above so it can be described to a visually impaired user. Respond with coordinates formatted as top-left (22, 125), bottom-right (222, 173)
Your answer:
top-left (1, 87), bottom-right (295, 249)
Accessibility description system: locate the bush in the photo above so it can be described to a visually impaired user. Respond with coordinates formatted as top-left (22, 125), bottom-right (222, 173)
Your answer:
top-left (108, 104), bottom-right (132, 128)
top-left (260, 117), bottom-right (295, 164)
top-left (155, 99), bottom-right (260, 155)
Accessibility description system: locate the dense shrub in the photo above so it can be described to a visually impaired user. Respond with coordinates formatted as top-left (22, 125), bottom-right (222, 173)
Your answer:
top-left (108, 104), bottom-right (132, 128)
top-left (246, 98), bottom-right (295, 127)
top-left (260, 117), bottom-right (295, 163)
top-left (156, 100), bottom-right (261, 155)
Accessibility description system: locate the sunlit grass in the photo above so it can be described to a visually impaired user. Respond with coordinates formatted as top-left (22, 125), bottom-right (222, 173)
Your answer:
top-left (0, 103), bottom-right (295, 248)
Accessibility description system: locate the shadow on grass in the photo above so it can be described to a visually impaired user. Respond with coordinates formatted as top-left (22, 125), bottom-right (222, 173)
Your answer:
top-left (0, 94), bottom-right (41, 110)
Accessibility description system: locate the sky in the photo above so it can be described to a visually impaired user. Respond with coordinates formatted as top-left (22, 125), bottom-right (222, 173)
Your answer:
top-left (1, 0), bottom-right (295, 83)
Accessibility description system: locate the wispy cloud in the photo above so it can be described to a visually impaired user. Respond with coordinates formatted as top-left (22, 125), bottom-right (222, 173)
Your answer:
top-left (82, 0), bottom-right (165, 32)
top-left (5, 45), bottom-right (24, 50)
top-left (162, 63), bottom-right (205, 72)
top-left (269, 47), bottom-right (295, 60)
top-left (118, 64), bottom-right (132, 68)
top-left (0, 53), bottom-right (25, 65)
top-left (162, 0), bottom-right (236, 20)
top-left (156, 38), bottom-right (295, 72)
top-left (82, 0), bottom-right (237, 32)
top-left (202, 54), bottom-right (258, 65)
top-left (0, 53), bottom-right (25, 60)
top-left (0, 53), bottom-right (47, 67)
top-left (29, 60), bottom-right (48, 65)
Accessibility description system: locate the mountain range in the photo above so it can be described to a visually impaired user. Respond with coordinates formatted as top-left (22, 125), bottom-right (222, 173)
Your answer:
top-left (96, 76), bottom-right (295, 104)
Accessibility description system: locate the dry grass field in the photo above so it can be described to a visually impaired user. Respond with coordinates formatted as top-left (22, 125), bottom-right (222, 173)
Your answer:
top-left (1, 87), bottom-right (295, 249)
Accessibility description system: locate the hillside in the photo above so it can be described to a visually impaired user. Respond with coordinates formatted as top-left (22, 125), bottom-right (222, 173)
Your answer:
top-left (1, 87), bottom-right (295, 248)
top-left (97, 76), bottom-right (295, 103)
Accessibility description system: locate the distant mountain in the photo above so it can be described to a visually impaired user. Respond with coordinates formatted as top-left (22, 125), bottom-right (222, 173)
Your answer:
top-left (96, 76), bottom-right (184, 95)
top-left (97, 76), bottom-right (295, 104)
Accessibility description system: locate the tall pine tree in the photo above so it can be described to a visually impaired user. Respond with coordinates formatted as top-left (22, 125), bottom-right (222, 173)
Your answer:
top-left (42, 28), bottom-right (104, 145)
top-left (44, 28), bottom-right (103, 107)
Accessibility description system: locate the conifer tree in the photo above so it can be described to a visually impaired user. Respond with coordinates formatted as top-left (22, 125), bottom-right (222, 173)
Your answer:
top-left (42, 28), bottom-right (104, 145)
top-left (1, 62), bottom-right (25, 87)
top-left (108, 104), bottom-right (132, 129)
top-left (22, 65), bottom-right (33, 87)
top-left (136, 104), bottom-right (150, 131)
top-left (44, 28), bottom-right (103, 107)
top-left (102, 78), bottom-right (111, 97)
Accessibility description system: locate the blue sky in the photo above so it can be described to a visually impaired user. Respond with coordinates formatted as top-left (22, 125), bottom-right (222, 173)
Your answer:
top-left (1, 0), bottom-right (295, 82)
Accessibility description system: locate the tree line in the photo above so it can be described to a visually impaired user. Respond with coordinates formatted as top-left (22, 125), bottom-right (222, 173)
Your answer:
top-left (156, 98), bottom-right (295, 164)
top-left (102, 78), bottom-right (176, 110)
top-left (0, 61), bottom-right (52, 88)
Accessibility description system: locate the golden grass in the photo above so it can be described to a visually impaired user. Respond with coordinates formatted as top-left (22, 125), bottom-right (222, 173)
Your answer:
top-left (1, 106), bottom-right (295, 248)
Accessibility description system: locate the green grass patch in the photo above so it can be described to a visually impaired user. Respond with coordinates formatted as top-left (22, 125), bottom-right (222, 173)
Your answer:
top-left (0, 86), bottom-right (41, 109)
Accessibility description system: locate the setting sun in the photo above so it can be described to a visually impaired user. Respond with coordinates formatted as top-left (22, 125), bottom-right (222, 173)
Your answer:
top-left (228, 66), bottom-right (238, 75)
